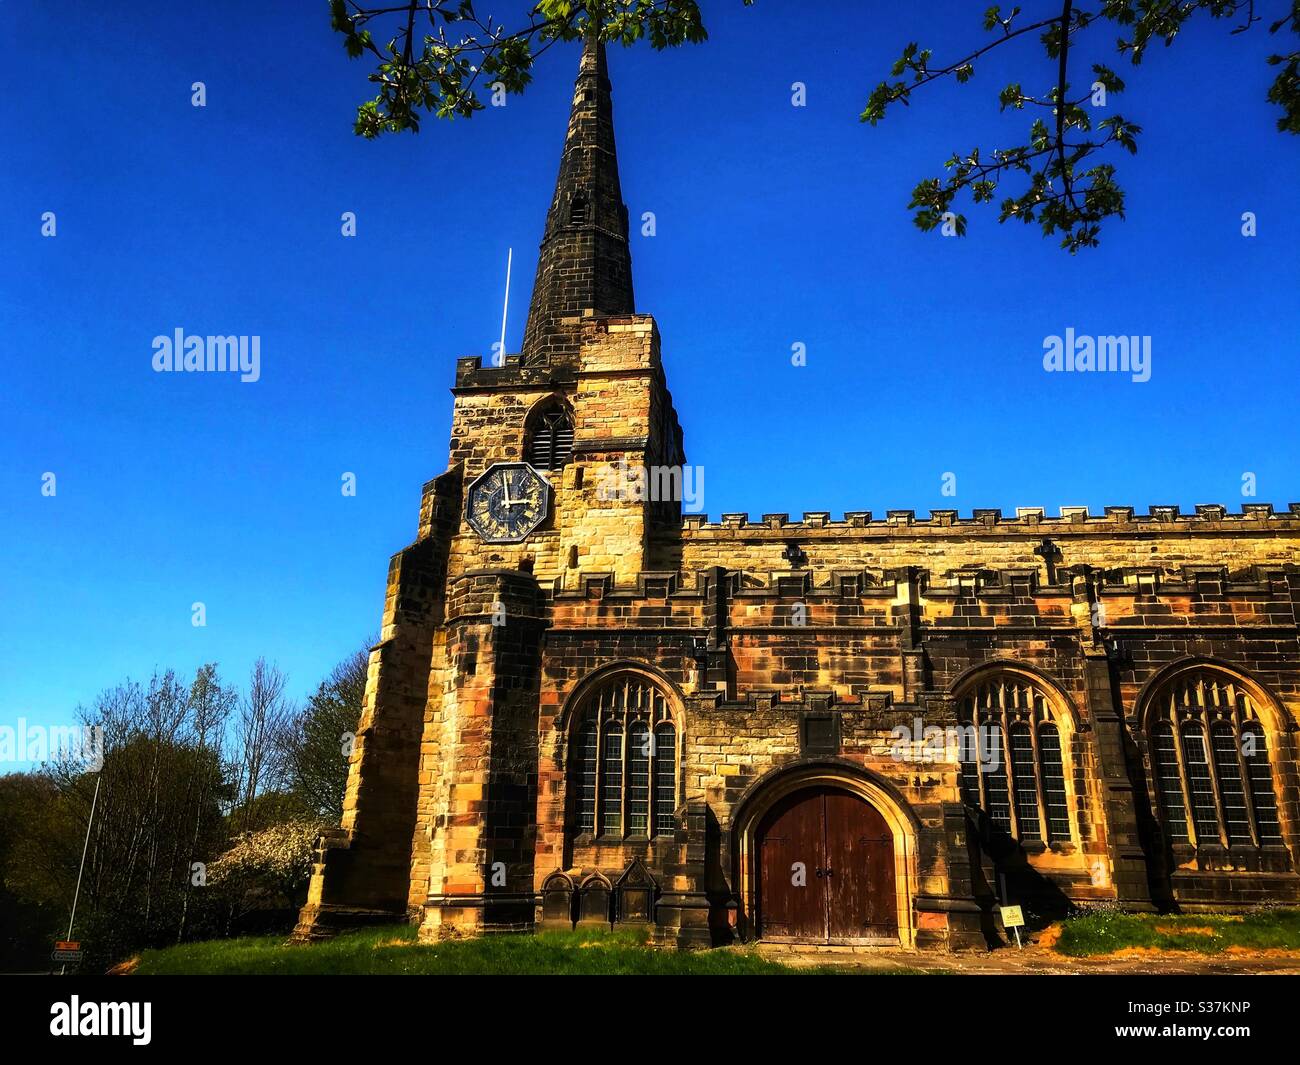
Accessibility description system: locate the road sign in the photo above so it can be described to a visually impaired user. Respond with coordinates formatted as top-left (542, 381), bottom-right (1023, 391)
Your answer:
top-left (55, 940), bottom-right (80, 951)
top-left (52, 949), bottom-right (83, 963)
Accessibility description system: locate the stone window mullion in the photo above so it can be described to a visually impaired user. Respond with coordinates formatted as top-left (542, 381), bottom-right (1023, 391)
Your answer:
top-left (627, 721), bottom-right (635, 837)
top-left (647, 726), bottom-right (657, 837)
top-left (1027, 703), bottom-right (1050, 841)
top-left (999, 709), bottom-right (1019, 839)
top-left (591, 712), bottom-right (604, 836)
top-left (1168, 710), bottom-right (1200, 848)
top-left (1180, 720), bottom-right (1224, 848)
top-left (1200, 680), bottom-right (1235, 848)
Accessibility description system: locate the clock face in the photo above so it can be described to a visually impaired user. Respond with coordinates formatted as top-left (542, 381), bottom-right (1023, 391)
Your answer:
top-left (464, 462), bottom-right (551, 543)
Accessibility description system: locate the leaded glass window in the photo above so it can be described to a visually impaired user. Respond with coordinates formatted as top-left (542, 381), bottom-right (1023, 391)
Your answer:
top-left (575, 719), bottom-right (598, 834)
top-left (627, 722), bottom-right (651, 835)
top-left (1153, 723), bottom-right (1189, 843)
top-left (1243, 723), bottom-right (1283, 843)
top-left (653, 723), bottom-right (677, 836)
top-left (957, 674), bottom-right (1074, 844)
top-left (571, 675), bottom-right (678, 840)
top-left (1148, 669), bottom-right (1284, 851)
top-left (601, 723), bottom-right (623, 836)
top-left (1039, 723), bottom-right (1072, 841)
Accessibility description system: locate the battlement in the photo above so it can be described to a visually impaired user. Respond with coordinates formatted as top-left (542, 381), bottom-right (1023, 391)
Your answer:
top-left (454, 353), bottom-right (576, 391)
top-left (548, 562), bottom-right (1300, 603)
top-left (678, 503), bottom-right (1300, 535)
top-left (455, 315), bottom-right (662, 390)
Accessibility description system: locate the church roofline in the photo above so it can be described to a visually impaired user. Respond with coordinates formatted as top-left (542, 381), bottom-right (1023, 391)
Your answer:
top-left (674, 503), bottom-right (1300, 533)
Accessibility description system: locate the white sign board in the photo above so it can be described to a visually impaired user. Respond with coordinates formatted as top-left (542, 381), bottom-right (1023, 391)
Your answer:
top-left (999, 904), bottom-right (1025, 928)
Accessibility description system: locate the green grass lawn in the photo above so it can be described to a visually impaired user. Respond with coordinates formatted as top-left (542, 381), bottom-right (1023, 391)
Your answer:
top-left (1054, 909), bottom-right (1300, 957)
top-left (130, 924), bottom-right (926, 976)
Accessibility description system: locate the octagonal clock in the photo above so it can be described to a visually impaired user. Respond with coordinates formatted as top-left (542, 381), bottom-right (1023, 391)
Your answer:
top-left (464, 462), bottom-right (552, 543)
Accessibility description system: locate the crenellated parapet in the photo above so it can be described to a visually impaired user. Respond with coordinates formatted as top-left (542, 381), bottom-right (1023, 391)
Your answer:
top-left (454, 314), bottom-right (668, 391)
top-left (547, 561), bottom-right (1300, 605)
top-left (679, 502), bottom-right (1300, 534)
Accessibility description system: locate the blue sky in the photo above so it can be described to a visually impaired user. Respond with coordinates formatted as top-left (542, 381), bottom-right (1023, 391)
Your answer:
top-left (2, 1), bottom-right (1297, 764)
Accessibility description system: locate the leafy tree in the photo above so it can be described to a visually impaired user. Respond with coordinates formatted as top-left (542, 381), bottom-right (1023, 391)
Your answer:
top-left (0, 654), bottom-right (378, 966)
top-left (1, 671), bottom-right (235, 969)
top-left (863, 2), bottom-right (1300, 251)
top-left (328, 0), bottom-right (740, 137)
top-left (64, 674), bottom-right (230, 963)
top-left (42, 739), bottom-right (226, 970)
top-left (0, 773), bottom-right (66, 970)
top-left (233, 789), bottom-right (315, 831)
top-left (329, 1), bottom-right (1298, 251)
top-left (283, 646), bottom-right (371, 821)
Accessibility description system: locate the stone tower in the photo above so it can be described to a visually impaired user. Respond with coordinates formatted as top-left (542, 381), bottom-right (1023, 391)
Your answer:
top-left (295, 31), bottom-right (685, 940)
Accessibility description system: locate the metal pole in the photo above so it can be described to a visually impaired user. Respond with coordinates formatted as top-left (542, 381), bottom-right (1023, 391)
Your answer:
top-left (61, 773), bottom-right (100, 974)
top-left (497, 247), bottom-right (513, 364)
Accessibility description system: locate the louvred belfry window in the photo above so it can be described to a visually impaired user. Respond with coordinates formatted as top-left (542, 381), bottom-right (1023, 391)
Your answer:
top-left (572, 675), bottom-right (678, 840)
top-left (526, 404), bottom-right (574, 471)
top-left (1149, 669), bottom-right (1284, 850)
top-left (957, 674), bottom-right (1074, 844)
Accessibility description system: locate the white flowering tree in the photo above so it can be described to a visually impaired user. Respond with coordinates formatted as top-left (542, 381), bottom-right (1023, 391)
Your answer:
top-left (207, 820), bottom-right (326, 930)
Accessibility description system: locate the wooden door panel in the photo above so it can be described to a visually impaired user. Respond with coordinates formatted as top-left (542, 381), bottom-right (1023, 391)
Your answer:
top-left (757, 789), bottom-right (826, 939)
top-left (758, 787), bottom-right (898, 943)
top-left (824, 790), bottom-right (897, 939)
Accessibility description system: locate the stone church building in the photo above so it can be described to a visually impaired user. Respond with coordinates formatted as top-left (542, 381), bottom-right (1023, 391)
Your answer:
top-left (296, 36), bottom-right (1300, 950)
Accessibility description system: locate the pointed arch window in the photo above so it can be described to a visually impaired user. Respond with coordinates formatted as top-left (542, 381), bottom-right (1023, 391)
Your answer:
top-left (572, 674), bottom-right (678, 840)
top-left (1148, 669), bottom-right (1284, 850)
top-left (526, 401), bottom-right (574, 471)
top-left (957, 673), bottom-right (1075, 844)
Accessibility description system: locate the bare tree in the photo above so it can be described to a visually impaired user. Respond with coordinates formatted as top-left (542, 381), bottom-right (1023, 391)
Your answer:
top-left (231, 659), bottom-right (294, 832)
top-left (175, 664), bottom-right (237, 942)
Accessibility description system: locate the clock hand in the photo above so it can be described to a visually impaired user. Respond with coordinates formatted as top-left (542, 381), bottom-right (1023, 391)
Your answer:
top-left (501, 476), bottom-right (516, 507)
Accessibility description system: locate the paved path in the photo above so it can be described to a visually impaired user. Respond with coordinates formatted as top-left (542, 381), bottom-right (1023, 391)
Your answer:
top-left (757, 943), bottom-right (1300, 975)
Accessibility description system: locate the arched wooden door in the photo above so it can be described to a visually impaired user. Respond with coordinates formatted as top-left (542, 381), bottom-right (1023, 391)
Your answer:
top-left (757, 786), bottom-right (897, 942)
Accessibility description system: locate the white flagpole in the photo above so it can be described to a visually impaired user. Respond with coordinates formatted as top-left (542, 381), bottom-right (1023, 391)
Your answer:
top-left (61, 773), bottom-right (100, 974)
top-left (498, 247), bottom-right (513, 364)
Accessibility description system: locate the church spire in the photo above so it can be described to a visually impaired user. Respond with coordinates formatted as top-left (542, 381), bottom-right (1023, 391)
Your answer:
top-left (520, 29), bottom-right (635, 366)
